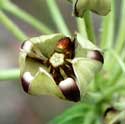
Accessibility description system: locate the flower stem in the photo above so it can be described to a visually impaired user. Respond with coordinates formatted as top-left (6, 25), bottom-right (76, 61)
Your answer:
top-left (83, 11), bottom-right (96, 43)
top-left (76, 18), bottom-right (88, 39)
top-left (100, 0), bottom-right (115, 49)
top-left (46, 0), bottom-right (71, 36)
top-left (0, 11), bottom-right (26, 81)
top-left (115, 0), bottom-right (125, 53)
top-left (0, 69), bottom-right (19, 81)
top-left (3, 1), bottom-right (53, 34)
top-left (0, 11), bottom-right (27, 41)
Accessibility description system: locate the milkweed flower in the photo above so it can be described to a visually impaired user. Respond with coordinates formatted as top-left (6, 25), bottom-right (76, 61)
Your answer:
top-left (19, 33), bottom-right (104, 102)
top-left (67, 0), bottom-right (111, 17)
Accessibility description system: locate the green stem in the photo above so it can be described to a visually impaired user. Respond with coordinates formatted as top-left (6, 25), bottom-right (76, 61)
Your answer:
top-left (115, 0), bottom-right (125, 53)
top-left (0, 10), bottom-right (27, 41)
top-left (76, 18), bottom-right (88, 39)
top-left (110, 49), bottom-right (125, 73)
top-left (83, 11), bottom-right (96, 43)
top-left (0, 69), bottom-right (19, 81)
top-left (100, 84), bottom-right (125, 102)
top-left (91, 84), bottom-right (125, 103)
top-left (107, 49), bottom-right (125, 86)
top-left (105, 0), bottom-right (125, 84)
top-left (108, 67), bottom-right (122, 85)
top-left (46, 0), bottom-right (71, 35)
top-left (3, 1), bottom-right (53, 34)
top-left (100, 0), bottom-right (115, 49)
top-left (100, 0), bottom-right (115, 74)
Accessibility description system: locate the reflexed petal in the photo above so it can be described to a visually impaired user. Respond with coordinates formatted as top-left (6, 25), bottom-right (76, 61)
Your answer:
top-left (72, 58), bottom-right (102, 98)
top-left (29, 67), bottom-right (65, 99)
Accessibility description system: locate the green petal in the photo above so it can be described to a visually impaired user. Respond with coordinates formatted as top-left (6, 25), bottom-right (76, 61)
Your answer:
top-left (75, 33), bottom-right (101, 58)
top-left (19, 51), bottom-right (27, 75)
top-left (24, 57), bottom-right (48, 76)
top-left (30, 33), bottom-right (65, 58)
top-left (76, 33), bottom-right (100, 50)
top-left (29, 67), bottom-right (65, 99)
top-left (72, 58), bottom-right (102, 98)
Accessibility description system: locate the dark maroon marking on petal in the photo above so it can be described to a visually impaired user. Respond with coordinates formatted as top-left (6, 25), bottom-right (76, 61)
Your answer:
top-left (104, 107), bottom-right (118, 117)
top-left (61, 64), bottom-right (75, 78)
top-left (21, 77), bottom-right (29, 93)
top-left (65, 39), bottom-right (75, 59)
top-left (50, 67), bottom-right (64, 84)
top-left (20, 41), bottom-right (26, 49)
top-left (27, 56), bottom-right (47, 66)
top-left (59, 78), bottom-right (80, 102)
top-left (87, 50), bottom-right (104, 63)
top-left (103, 107), bottom-right (121, 124)
top-left (74, 0), bottom-right (79, 16)
top-left (33, 58), bottom-right (46, 65)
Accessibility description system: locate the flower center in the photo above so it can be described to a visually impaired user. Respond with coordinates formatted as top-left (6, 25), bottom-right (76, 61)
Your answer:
top-left (49, 52), bottom-right (65, 68)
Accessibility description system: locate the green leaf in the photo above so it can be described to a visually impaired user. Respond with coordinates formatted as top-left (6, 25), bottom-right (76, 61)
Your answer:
top-left (50, 103), bottom-right (91, 124)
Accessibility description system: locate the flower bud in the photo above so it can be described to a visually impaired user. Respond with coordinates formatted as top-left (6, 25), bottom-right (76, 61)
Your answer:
top-left (19, 33), bottom-right (104, 102)
top-left (103, 107), bottom-right (123, 124)
top-left (67, 0), bottom-right (111, 17)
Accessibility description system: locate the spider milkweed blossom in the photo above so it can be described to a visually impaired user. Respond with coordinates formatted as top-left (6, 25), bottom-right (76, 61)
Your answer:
top-left (19, 33), bottom-right (104, 102)
top-left (67, 0), bottom-right (111, 17)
